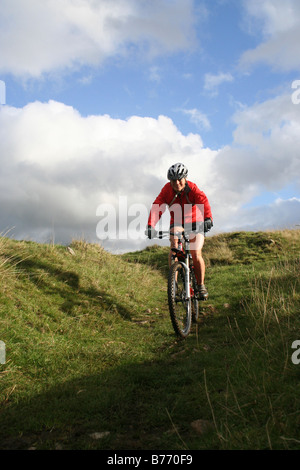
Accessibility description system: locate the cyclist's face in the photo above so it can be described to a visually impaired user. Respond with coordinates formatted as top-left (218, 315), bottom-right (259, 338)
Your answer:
top-left (170, 178), bottom-right (186, 192)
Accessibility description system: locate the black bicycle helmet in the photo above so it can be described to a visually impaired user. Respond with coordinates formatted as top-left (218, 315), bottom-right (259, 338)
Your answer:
top-left (167, 163), bottom-right (188, 181)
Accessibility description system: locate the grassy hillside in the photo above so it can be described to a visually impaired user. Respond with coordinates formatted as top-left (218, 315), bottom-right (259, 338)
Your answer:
top-left (0, 230), bottom-right (299, 450)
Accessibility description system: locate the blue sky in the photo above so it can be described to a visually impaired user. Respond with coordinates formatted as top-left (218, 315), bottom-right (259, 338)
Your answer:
top-left (0, 0), bottom-right (300, 251)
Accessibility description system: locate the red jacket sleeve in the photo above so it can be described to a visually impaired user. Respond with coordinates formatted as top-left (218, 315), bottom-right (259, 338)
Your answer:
top-left (147, 183), bottom-right (169, 228)
top-left (191, 183), bottom-right (213, 220)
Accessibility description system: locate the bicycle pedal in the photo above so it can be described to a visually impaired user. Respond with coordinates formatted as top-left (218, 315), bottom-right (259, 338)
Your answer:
top-left (199, 295), bottom-right (208, 301)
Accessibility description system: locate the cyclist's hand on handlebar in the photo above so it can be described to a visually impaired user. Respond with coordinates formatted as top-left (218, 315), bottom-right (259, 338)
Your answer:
top-left (204, 217), bottom-right (213, 233)
top-left (145, 225), bottom-right (157, 239)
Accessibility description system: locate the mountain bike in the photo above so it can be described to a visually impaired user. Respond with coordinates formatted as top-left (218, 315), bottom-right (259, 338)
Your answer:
top-left (155, 230), bottom-right (202, 338)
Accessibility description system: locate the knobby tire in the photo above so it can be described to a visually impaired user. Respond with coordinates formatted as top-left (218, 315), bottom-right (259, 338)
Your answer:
top-left (168, 261), bottom-right (192, 338)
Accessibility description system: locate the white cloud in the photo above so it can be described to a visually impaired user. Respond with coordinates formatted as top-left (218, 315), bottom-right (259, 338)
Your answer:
top-left (227, 197), bottom-right (300, 232)
top-left (0, 91), bottom-right (299, 250)
top-left (0, 100), bottom-right (216, 248)
top-left (0, 0), bottom-right (196, 78)
top-left (243, 0), bottom-right (297, 36)
top-left (182, 108), bottom-right (211, 131)
top-left (230, 94), bottom-right (300, 191)
top-left (206, 92), bottom-right (300, 231)
top-left (204, 72), bottom-right (234, 96)
top-left (240, 0), bottom-right (300, 71)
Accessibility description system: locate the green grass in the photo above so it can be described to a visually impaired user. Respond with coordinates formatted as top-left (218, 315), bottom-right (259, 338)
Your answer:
top-left (0, 230), bottom-right (300, 450)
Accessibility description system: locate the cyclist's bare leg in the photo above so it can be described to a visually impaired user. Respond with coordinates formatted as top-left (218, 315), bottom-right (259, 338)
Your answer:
top-left (169, 226), bottom-right (184, 267)
top-left (189, 233), bottom-right (205, 285)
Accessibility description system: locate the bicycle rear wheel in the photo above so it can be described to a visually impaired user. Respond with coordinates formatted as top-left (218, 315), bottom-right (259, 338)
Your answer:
top-left (168, 261), bottom-right (192, 338)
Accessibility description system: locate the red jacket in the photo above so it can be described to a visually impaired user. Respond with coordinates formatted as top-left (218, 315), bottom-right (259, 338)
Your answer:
top-left (148, 181), bottom-right (212, 228)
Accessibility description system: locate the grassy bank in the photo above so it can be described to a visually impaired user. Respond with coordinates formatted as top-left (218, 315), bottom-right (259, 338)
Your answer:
top-left (0, 230), bottom-right (299, 449)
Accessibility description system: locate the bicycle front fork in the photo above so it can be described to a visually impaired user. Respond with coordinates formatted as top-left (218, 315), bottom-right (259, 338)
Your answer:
top-left (181, 258), bottom-right (191, 302)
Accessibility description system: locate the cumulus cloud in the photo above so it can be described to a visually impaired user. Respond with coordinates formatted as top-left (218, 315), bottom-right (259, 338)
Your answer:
top-left (207, 92), bottom-right (300, 230)
top-left (0, 0), bottom-right (196, 78)
top-left (240, 0), bottom-right (300, 71)
top-left (0, 100), bottom-right (216, 249)
top-left (222, 94), bottom-right (300, 191)
top-left (1, 0), bottom-right (299, 250)
top-left (0, 90), bottom-right (299, 251)
top-left (226, 198), bottom-right (300, 232)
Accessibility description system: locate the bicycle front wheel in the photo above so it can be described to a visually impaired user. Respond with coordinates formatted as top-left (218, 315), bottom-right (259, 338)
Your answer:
top-left (168, 261), bottom-right (192, 338)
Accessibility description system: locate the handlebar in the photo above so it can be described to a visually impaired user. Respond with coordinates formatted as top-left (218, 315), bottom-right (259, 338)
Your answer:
top-left (156, 231), bottom-right (170, 239)
top-left (152, 230), bottom-right (193, 241)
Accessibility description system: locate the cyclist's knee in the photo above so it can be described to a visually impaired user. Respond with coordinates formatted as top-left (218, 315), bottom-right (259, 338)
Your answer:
top-left (169, 225), bottom-right (183, 248)
top-left (191, 249), bottom-right (203, 263)
top-left (190, 232), bottom-right (204, 251)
